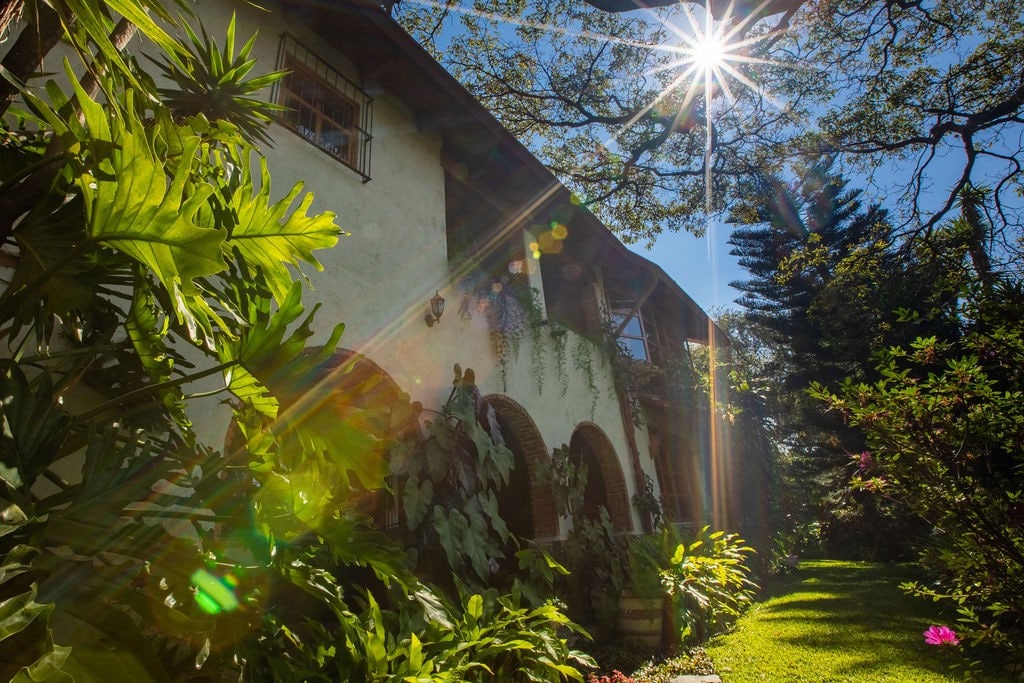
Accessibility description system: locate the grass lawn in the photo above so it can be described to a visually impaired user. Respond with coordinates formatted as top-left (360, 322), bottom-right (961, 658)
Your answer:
top-left (704, 560), bottom-right (1012, 683)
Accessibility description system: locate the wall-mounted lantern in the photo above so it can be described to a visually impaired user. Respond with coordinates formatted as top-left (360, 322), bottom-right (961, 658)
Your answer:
top-left (424, 290), bottom-right (445, 327)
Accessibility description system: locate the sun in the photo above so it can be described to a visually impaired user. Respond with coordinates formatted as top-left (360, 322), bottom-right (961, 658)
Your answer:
top-left (691, 32), bottom-right (728, 72)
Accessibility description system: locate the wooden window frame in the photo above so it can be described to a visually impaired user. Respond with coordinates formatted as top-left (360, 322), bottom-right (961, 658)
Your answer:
top-left (274, 34), bottom-right (373, 182)
top-left (611, 300), bottom-right (652, 362)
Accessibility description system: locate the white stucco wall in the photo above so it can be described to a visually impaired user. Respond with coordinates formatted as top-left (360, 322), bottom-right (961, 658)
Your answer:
top-left (6, 0), bottom-right (658, 535)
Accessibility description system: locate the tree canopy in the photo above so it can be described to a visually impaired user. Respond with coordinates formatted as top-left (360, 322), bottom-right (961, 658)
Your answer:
top-left (397, 0), bottom-right (1024, 247)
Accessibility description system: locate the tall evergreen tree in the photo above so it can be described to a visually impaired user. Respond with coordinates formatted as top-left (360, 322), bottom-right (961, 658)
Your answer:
top-left (725, 161), bottom-right (951, 556)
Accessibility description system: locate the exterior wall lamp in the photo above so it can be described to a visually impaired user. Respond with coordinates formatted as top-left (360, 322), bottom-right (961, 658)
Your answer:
top-left (424, 290), bottom-right (445, 327)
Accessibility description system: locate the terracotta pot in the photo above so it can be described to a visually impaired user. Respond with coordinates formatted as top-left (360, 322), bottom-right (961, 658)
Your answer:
top-left (617, 591), bottom-right (663, 646)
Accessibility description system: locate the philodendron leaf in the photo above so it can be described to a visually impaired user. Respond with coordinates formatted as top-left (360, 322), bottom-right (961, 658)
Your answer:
top-left (403, 476), bottom-right (433, 529)
top-left (58, 0), bottom-right (186, 97)
top-left (0, 551), bottom-right (70, 683)
top-left (433, 506), bottom-right (467, 570)
top-left (74, 85), bottom-right (226, 302)
top-left (219, 281), bottom-right (309, 420)
top-left (226, 153), bottom-right (340, 304)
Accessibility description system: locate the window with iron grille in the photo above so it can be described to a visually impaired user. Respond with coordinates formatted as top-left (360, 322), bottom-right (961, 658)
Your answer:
top-left (274, 34), bottom-right (373, 181)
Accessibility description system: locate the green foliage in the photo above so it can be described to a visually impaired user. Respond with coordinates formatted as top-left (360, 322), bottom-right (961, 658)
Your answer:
top-left (392, 367), bottom-right (517, 590)
top-left (537, 443), bottom-right (589, 521)
top-left (811, 281), bottom-right (1024, 669)
top-left (434, 591), bottom-right (595, 681)
top-left (623, 529), bottom-right (672, 599)
top-left (558, 509), bottom-right (629, 641)
top-left (631, 473), bottom-right (662, 531)
top-left (150, 13), bottom-right (287, 145)
top-left (627, 649), bottom-right (716, 682)
top-left (661, 526), bottom-right (758, 645)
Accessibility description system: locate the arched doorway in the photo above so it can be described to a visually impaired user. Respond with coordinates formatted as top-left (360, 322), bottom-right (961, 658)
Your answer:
top-left (482, 394), bottom-right (560, 540)
top-left (223, 348), bottom-right (416, 528)
top-left (570, 423), bottom-right (633, 531)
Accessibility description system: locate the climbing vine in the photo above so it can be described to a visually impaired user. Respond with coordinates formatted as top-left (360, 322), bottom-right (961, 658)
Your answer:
top-left (459, 271), bottom-right (562, 395)
top-left (574, 333), bottom-right (601, 417)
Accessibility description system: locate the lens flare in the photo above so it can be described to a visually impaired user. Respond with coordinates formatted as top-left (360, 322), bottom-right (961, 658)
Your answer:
top-left (191, 569), bottom-right (240, 615)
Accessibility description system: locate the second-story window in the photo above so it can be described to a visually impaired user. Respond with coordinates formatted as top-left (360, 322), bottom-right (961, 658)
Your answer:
top-left (275, 35), bottom-right (373, 181)
top-left (611, 299), bottom-right (651, 362)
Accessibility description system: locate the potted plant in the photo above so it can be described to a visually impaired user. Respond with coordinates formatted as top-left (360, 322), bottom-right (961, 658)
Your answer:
top-left (617, 532), bottom-right (668, 646)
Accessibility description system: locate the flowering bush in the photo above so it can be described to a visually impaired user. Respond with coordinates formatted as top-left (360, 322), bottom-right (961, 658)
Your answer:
top-left (587, 671), bottom-right (637, 683)
top-left (812, 284), bottom-right (1024, 671)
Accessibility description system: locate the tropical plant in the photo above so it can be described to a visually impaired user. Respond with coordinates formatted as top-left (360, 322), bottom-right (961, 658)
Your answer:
top-left (0, 7), bottom-right (437, 680)
top-left (559, 508), bottom-right (629, 640)
top-left (390, 365), bottom-right (518, 592)
top-left (538, 443), bottom-right (589, 522)
top-left (623, 531), bottom-right (670, 599)
top-left (660, 526), bottom-right (758, 645)
top-left (148, 13), bottom-right (287, 144)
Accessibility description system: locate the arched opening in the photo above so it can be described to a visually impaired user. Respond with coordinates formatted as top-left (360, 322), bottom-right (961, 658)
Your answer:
top-left (482, 394), bottom-right (559, 540)
top-left (570, 423), bottom-right (633, 532)
top-left (223, 348), bottom-right (416, 528)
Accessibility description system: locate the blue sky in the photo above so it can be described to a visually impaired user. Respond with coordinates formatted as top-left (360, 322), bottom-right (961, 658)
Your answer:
top-left (631, 221), bottom-right (742, 314)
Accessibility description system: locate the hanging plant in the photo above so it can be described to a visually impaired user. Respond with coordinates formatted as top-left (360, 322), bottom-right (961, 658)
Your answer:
top-left (551, 322), bottom-right (569, 396)
top-left (459, 270), bottom-right (548, 393)
top-left (574, 333), bottom-right (600, 417)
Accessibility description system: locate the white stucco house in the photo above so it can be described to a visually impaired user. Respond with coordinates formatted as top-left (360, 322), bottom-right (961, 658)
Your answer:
top-left (188, 0), bottom-right (735, 540)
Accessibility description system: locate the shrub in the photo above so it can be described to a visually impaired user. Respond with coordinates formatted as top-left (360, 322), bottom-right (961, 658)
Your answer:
top-left (661, 526), bottom-right (758, 645)
top-left (812, 282), bottom-right (1024, 671)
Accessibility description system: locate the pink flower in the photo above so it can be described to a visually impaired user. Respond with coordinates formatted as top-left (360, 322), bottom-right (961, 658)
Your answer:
top-left (858, 451), bottom-right (873, 471)
top-left (923, 625), bottom-right (960, 646)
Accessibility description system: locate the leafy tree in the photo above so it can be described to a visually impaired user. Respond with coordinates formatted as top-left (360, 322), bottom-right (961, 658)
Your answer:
top-left (724, 162), bottom-right (960, 557)
top-left (396, 0), bottom-right (1024, 244)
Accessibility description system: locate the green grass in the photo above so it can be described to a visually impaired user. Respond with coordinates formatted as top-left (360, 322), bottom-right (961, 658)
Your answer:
top-left (705, 560), bottom-right (1012, 683)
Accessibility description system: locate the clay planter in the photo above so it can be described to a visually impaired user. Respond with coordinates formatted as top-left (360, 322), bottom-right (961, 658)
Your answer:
top-left (617, 590), bottom-right (664, 646)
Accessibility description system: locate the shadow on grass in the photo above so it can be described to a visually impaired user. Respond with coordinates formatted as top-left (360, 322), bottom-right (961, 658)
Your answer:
top-left (706, 560), bottom-right (1010, 682)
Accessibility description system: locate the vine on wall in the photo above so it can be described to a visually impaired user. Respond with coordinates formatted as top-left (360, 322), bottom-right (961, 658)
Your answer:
top-left (574, 333), bottom-right (601, 418)
top-left (457, 269), bottom-right (608, 421)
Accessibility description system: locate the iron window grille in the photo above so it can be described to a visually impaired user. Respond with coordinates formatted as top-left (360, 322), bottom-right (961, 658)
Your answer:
top-left (274, 34), bottom-right (373, 182)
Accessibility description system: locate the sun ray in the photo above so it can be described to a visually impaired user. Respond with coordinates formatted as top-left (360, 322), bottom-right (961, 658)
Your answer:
top-left (403, 0), bottom-right (799, 219)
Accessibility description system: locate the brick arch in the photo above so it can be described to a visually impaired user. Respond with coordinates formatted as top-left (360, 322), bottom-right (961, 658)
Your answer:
top-left (482, 394), bottom-right (560, 540)
top-left (570, 422), bottom-right (633, 532)
top-left (224, 347), bottom-right (416, 526)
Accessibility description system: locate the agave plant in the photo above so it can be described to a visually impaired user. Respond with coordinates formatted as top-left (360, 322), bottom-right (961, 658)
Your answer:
top-left (149, 13), bottom-right (288, 145)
